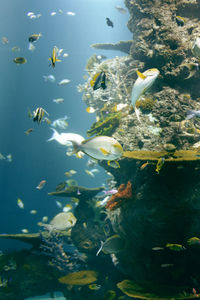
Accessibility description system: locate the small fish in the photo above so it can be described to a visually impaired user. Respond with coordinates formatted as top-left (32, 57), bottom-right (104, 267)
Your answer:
top-left (25, 128), bottom-right (34, 135)
top-left (96, 196), bottom-right (110, 207)
top-left (30, 210), bottom-right (37, 215)
top-left (28, 33), bottom-right (42, 43)
top-left (28, 43), bottom-right (35, 51)
top-left (49, 46), bottom-right (61, 68)
top-left (2, 36), bottom-right (9, 44)
top-left (36, 180), bottom-right (46, 190)
top-left (152, 247), bottom-right (164, 251)
top-left (186, 110), bottom-right (200, 120)
top-left (27, 12), bottom-right (34, 17)
top-left (187, 237), bottom-right (200, 246)
top-left (17, 198), bottom-right (24, 209)
top-left (50, 12), bottom-right (56, 16)
top-left (155, 157), bottom-right (165, 174)
top-left (42, 216), bottom-right (48, 222)
top-left (21, 229), bottom-right (29, 233)
top-left (181, 62), bottom-right (199, 79)
top-left (67, 11), bottom-right (76, 16)
top-left (63, 53), bottom-right (69, 58)
top-left (160, 264), bottom-right (174, 268)
top-left (166, 243), bottom-right (186, 251)
top-left (13, 57), bottom-right (27, 64)
top-left (85, 169), bottom-right (99, 177)
top-left (58, 79), bottom-right (71, 86)
top-left (32, 107), bottom-right (49, 124)
top-left (53, 98), bottom-right (64, 104)
top-left (140, 162), bottom-right (149, 170)
top-left (175, 16), bottom-right (186, 26)
top-left (103, 189), bottom-right (118, 195)
top-left (43, 74), bottom-right (56, 83)
top-left (90, 72), bottom-right (107, 90)
top-left (88, 284), bottom-right (101, 290)
top-left (115, 5), bottom-right (127, 14)
top-left (51, 116), bottom-right (69, 129)
top-left (86, 107), bottom-right (95, 113)
top-left (56, 200), bottom-right (62, 208)
top-left (106, 17), bottom-right (114, 27)
top-left (192, 37), bottom-right (200, 59)
top-left (6, 154), bottom-right (12, 162)
top-left (63, 204), bottom-right (72, 212)
top-left (107, 160), bottom-right (120, 168)
top-left (112, 103), bottom-right (128, 112)
top-left (12, 46), bottom-right (20, 52)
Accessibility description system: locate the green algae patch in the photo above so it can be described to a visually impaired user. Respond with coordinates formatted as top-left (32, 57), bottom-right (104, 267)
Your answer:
top-left (87, 112), bottom-right (121, 137)
top-left (117, 280), bottom-right (197, 299)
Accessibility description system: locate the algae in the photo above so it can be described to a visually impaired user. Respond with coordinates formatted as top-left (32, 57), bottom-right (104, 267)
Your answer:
top-left (87, 113), bottom-right (121, 137)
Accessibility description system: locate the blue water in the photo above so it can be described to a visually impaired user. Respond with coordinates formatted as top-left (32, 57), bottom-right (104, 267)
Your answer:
top-left (0, 0), bottom-right (131, 251)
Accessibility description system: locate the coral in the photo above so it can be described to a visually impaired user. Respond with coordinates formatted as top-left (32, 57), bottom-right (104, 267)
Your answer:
top-left (58, 270), bottom-right (98, 286)
top-left (135, 97), bottom-right (156, 113)
top-left (87, 112), bottom-right (121, 137)
top-left (106, 181), bottom-right (132, 211)
top-left (85, 54), bottom-right (100, 72)
top-left (91, 40), bottom-right (133, 54)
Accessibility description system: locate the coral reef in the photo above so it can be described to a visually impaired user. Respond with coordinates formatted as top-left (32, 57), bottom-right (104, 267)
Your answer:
top-left (106, 181), bottom-right (132, 211)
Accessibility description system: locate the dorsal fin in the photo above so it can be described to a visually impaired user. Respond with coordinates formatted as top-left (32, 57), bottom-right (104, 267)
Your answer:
top-left (136, 70), bottom-right (146, 80)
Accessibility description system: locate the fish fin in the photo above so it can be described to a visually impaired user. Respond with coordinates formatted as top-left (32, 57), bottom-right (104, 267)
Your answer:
top-left (136, 70), bottom-right (146, 80)
top-left (100, 147), bottom-right (110, 155)
top-left (181, 63), bottom-right (198, 79)
top-left (56, 58), bottom-right (62, 62)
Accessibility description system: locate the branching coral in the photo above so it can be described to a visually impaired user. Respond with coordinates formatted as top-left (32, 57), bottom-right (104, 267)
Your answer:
top-left (106, 181), bottom-right (132, 211)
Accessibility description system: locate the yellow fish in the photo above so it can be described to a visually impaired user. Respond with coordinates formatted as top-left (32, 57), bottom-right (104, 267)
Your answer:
top-left (49, 46), bottom-right (61, 68)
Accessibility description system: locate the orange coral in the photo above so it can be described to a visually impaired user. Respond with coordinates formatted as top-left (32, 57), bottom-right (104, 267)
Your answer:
top-left (106, 181), bottom-right (132, 211)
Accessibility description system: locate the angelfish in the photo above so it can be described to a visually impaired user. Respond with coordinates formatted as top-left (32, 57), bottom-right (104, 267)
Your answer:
top-left (131, 69), bottom-right (159, 120)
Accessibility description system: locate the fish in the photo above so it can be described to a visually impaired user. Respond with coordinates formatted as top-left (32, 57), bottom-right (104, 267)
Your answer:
top-left (187, 237), bottom-right (200, 246)
top-left (85, 169), bottom-right (99, 177)
top-left (50, 12), bottom-right (56, 16)
top-left (64, 170), bottom-right (77, 177)
top-left (28, 33), bottom-right (42, 43)
top-left (181, 62), bottom-right (199, 79)
top-left (155, 157), bottom-right (165, 174)
top-left (140, 162), bottom-right (149, 170)
top-left (13, 57), bottom-right (27, 64)
top-left (43, 74), bottom-right (56, 83)
top-left (107, 160), bottom-right (120, 168)
top-left (6, 154), bottom-right (12, 162)
top-left (30, 210), bottom-right (37, 215)
top-left (166, 243), bottom-right (186, 251)
top-left (39, 212), bottom-right (77, 231)
top-left (28, 43), bottom-right (35, 52)
top-left (63, 204), bottom-right (72, 212)
top-left (42, 216), bottom-right (48, 222)
top-left (103, 189), bottom-right (118, 195)
top-left (90, 72), bottom-right (107, 90)
top-left (63, 53), bottom-right (69, 58)
top-left (96, 196), bottom-right (110, 208)
top-left (17, 198), bottom-right (24, 209)
top-left (131, 69), bottom-right (159, 108)
top-left (112, 103), bottom-right (128, 112)
top-left (192, 37), bottom-right (200, 59)
top-left (12, 46), bottom-right (20, 52)
top-left (106, 17), bottom-right (114, 27)
top-left (53, 98), bottom-right (64, 104)
top-left (88, 284), bottom-right (101, 290)
top-left (32, 107), bottom-right (49, 124)
top-left (25, 128), bottom-right (34, 135)
top-left (186, 110), bottom-right (200, 120)
top-left (48, 128), bottom-right (85, 146)
top-left (67, 11), bottom-right (76, 16)
top-left (58, 79), bottom-right (71, 86)
top-left (56, 201), bottom-right (62, 208)
top-left (44, 117), bottom-right (51, 125)
top-left (175, 16), bottom-right (186, 26)
top-left (86, 107), bottom-right (96, 113)
top-left (2, 36), bottom-right (9, 44)
top-left (152, 247), bottom-right (164, 251)
top-left (102, 235), bottom-right (124, 254)
top-left (21, 229), bottom-right (29, 233)
top-left (115, 6), bottom-right (127, 14)
top-left (27, 12), bottom-right (34, 17)
top-left (36, 180), bottom-right (46, 190)
top-left (160, 264), bottom-right (174, 268)
top-left (49, 46), bottom-right (61, 68)
top-left (0, 153), bottom-right (5, 160)
top-left (51, 116), bottom-right (69, 129)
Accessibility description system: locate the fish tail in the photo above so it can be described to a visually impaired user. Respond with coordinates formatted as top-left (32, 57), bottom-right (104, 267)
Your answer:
top-left (47, 128), bottom-right (60, 142)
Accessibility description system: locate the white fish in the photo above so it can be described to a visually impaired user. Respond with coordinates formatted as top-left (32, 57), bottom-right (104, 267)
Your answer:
top-left (115, 6), bottom-right (127, 14)
top-left (36, 14), bottom-right (42, 18)
top-left (27, 12), bottom-right (34, 17)
top-left (21, 229), bottom-right (29, 233)
top-left (58, 79), bottom-right (71, 86)
top-left (57, 48), bottom-right (63, 56)
top-left (28, 43), bottom-right (35, 51)
top-left (42, 216), bottom-right (48, 223)
top-left (50, 12), bottom-right (56, 16)
top-left (43, 74), bottom-right (55, 83)
top-left (30, 14), bottom-right (37, 19)
top-left (63, 53), bottom-right (69, 58)
top-left (85, 168), bottom-right (99, 178)
top-left (67, 11), bottom-right (76, 16)
top-left (51, 116), bottom-right (69, 129)
top-left (131, 69), bottom-right (159, 107)
top-left (30, 210), bottom-right (37, 215)
top-left (96, 196), bottom-right (110, 208)
top-left (53, 98), bottom-right (64, 104)
top-left (63, 204), bottom-right (72, 212)
top-left (48, 128), bottom-right (85, 146)
top-left (17, 198), bottom-right (24, 209)
top-left (6, 154), bottom-right (12, 162)
top-left (56, 200), bottom-right (62, 208)
top-left (39, 212), bottom-right (76, 231)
